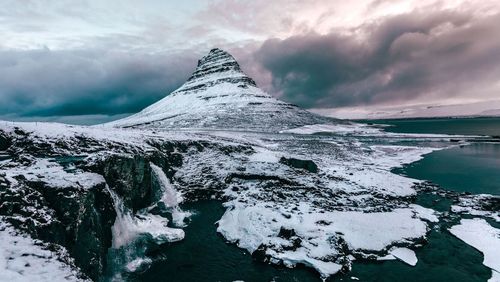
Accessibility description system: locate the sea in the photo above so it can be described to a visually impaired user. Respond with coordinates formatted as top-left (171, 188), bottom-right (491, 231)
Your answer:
top-left (133, 117), bottom-right (500, 282)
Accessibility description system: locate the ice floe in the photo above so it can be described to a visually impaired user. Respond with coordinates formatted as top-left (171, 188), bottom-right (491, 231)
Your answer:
top-left (451, 194), bottom-right (500, 222)
top-left (449, 218), bottom-right (500, 281)
top-left (218, 201), bottom-right (429, 277)
top-left (389, 247), bottom-right (418, 266)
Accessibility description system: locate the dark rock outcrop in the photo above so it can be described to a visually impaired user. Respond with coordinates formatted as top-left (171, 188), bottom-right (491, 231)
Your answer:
top-left (279, 157), bottom-right (318, 173)
top-left (0, 177), bottom-right (115, 280)
top-left (0, 131), bottom-right (12, 150)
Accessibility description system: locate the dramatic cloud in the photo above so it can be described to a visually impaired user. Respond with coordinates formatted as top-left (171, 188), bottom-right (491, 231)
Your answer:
top-left (1, 0), bottom-right (500, 121)
top-left (256, 10), bottom-right (500, 108)
top-left (0, 48), bottom-right (198, 117)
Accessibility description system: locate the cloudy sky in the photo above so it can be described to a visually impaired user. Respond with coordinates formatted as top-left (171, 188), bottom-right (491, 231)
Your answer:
top-left (1, 0), bottom-right (500, 123)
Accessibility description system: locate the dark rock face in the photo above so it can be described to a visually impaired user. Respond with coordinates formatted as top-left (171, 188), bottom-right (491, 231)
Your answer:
top-left (99, 155), bottom-right (153, 212)
top-left (0, 127), bottom-right (255, 280)
top-left (279, 157), bottom-right (318, 173)
top-left (0, 176), bottom-right (115, 280)
top-left (0, 131), bottom-right (11, 150)
top-left (34, 183), bottom-right (116, 279)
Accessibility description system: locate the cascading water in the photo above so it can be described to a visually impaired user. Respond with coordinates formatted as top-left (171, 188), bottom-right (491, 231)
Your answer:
top-left (105, 163), bottom-right (190, 280)
top-left (150, 163), bottom-right (191, 227)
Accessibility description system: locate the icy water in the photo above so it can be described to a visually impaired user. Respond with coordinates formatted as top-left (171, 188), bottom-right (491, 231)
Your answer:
top-left (135, 200), bottom-right (492, 282)
top-left (395, 143), bottom-right (500, 195)
top-left (133, 118), bottom-right (499, 282)
top-left (367, 117), bottom-right (500, 136)
top-left (138, 201), bottom-right (321, 282)
top-left (383, 117), bottom-right (500, 195)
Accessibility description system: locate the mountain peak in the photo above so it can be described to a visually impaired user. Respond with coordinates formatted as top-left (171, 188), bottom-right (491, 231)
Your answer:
top-left (197, 48), bottom-right (236, 68)
top-left (182, 48), bottom-right (256, 90)
top-left (107, 47), bottom-right (333, 131)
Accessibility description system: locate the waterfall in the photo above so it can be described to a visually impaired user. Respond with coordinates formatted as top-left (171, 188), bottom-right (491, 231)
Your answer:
top-left (106, 186), bottom-right (185, 249)
top-left (150, 163), bottom-right (191, 227)
top-left (104, 164), bottom-right (191, 277)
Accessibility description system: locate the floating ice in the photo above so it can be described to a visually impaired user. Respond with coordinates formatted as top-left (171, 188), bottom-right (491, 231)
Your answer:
top-left (390, 247), bottom-right (418, 266)
top-left (217, 201), bottom-right (428, 277)
top-left (450, 218), bottom-right (500, 281)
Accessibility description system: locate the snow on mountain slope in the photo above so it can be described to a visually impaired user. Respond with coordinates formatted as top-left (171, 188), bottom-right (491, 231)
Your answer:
top-left (107, 48), bottom-right (333, 131)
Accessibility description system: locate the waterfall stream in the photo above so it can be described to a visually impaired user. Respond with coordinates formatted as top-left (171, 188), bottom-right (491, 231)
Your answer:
top-left (105, 163), bottom-right (190, 279)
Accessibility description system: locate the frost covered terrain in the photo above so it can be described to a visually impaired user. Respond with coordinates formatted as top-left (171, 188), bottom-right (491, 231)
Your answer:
top-left (0, 49), bottom-right (498, 281)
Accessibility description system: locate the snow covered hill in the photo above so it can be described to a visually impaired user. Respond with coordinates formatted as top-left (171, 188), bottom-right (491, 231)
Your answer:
top-left (107, 48), bottom-right (333, 131)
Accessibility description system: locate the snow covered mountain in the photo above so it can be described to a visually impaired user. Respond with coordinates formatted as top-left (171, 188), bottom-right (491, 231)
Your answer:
top-left (1, 48), bottom-right (499, 282)
top-left (107, 48), bottom-right (333, 131)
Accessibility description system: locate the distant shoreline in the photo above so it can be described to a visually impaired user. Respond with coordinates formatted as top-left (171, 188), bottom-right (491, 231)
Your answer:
top-left (355, 115), bottom-right (500, 122)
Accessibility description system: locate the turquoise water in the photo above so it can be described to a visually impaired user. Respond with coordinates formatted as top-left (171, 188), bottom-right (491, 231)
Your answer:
top-left (366, 117), bottom-right (500, 136)
top-left (377, 117), bottom-right (500, 195)
top-left (395, 143), bottom-right (500, 195)
top-left (349, 229), bottom-right (491, 282)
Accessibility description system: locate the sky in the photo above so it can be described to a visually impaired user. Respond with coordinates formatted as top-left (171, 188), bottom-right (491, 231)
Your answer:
top-left (1, 0), bottom-right (500, 123)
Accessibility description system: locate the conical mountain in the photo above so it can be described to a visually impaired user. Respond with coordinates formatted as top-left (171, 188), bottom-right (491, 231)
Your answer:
top-left (108, 48), bottom-right (334, 131)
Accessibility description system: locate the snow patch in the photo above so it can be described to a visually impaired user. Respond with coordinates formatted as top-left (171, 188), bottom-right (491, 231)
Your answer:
top-left (3, 158), bottom-right (105, 189)
top-left (217, 201), bottom-right (429, 277)
top-left (410, 204), bottom-right (439, 223)
top-left (0, 219), bottom-right (88, 281)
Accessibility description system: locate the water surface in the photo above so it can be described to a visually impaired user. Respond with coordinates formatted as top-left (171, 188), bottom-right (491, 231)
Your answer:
top-left (394, 143), bottom-right (500, 195)
top-left (367, 117), bottom-right (500, 136)
top-left (136, 200), bottom-right (490, 282)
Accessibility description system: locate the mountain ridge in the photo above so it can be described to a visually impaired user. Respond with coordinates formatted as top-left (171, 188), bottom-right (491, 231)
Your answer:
top-left (107, 48), bottom-right (334, 131)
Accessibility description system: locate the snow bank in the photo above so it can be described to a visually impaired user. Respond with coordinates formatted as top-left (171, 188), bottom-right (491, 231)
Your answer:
top-left (280, 123), bottom-right (383, 135)
top-left (3, 158), bottom-right (105, 189)
top-left (218, 201), bottom-right (428, 277)
top-left (0, 219), bottom-right (88, 281)
top-left (282, 123), bottom-right (476, 139)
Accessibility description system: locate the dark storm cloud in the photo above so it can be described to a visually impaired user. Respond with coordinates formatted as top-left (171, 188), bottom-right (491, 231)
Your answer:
top-left (0, 48), bottom-right (199, 117)
top-left (255, 11), bottom-right (500, 108)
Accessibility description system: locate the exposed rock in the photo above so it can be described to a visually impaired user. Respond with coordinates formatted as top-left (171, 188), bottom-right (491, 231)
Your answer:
top-left (279, 157), bottom-right (318, 173)
top-left (0, 131), bottom-right (11, 150)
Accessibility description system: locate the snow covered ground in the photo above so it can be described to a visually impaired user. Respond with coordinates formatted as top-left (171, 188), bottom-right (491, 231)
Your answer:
top-left (1, 117), bottom-right (498, 280)
top-left (0, 219), bottom-right (87, 282)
